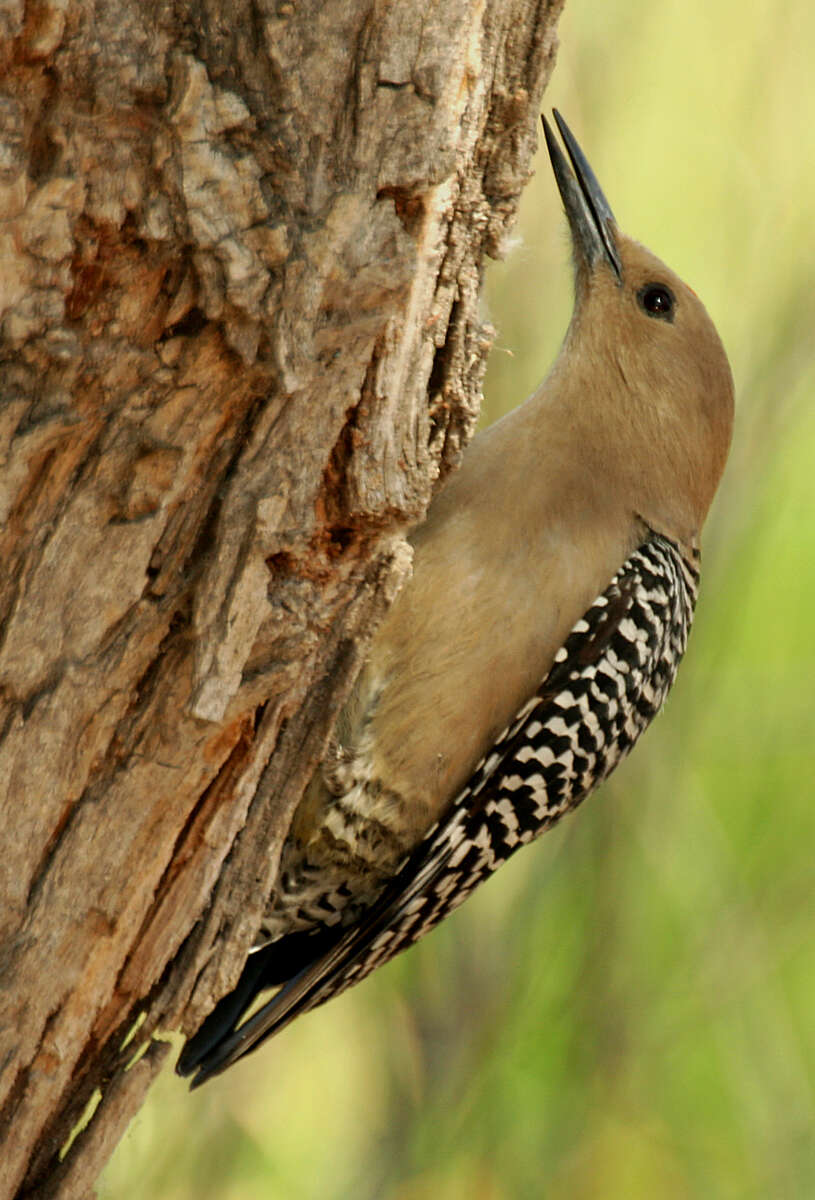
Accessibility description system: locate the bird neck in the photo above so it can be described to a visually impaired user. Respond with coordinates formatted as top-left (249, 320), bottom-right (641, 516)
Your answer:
top-left (516, 356), bottom-right (705, 560)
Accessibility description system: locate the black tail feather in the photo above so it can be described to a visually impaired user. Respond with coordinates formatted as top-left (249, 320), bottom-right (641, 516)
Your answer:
top-left (176, 928), bottom-right (340, 1081)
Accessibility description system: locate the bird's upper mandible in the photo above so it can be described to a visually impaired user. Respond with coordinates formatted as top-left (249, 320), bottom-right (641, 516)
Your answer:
top-left (177, 111), bottom-right (734, 1088)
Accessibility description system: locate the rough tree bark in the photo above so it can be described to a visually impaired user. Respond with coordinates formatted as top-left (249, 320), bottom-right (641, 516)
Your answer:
top-left (0, 1), bottom-right (563, 1195)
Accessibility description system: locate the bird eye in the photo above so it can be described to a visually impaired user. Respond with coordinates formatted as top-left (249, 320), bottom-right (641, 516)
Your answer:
top-left (638, 283), bottom-right (675, 321)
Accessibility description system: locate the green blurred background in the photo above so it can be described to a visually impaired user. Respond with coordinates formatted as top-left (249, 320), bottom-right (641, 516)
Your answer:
top-left (101, 0), bottom-right (815, 1195)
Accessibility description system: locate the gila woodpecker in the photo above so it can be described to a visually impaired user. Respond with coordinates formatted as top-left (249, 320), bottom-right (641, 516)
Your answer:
top-left (177, 111), bottom-right (734, 1087)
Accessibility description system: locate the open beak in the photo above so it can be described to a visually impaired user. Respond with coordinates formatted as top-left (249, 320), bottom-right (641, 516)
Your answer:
top-left (542, 109), bottom-right (622, 283)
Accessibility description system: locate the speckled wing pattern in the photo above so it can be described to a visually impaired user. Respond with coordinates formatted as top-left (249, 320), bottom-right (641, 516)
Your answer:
top-left (181, 534), bottom-right (698, 1085)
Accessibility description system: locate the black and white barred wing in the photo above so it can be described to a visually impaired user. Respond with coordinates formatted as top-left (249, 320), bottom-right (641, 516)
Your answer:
top-left (182, 535), bottom-right (698, 1085)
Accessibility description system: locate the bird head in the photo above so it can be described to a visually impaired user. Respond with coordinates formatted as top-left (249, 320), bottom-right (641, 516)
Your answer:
top-left (542, 111), bottom-right (734, 554)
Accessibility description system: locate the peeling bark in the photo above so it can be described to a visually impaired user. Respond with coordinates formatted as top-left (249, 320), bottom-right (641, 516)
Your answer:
top-left (0, 0), bottom-right (564, 1194)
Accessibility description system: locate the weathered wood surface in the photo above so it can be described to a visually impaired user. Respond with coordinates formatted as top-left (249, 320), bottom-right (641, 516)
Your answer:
top-left (0, 0), bottom-right (563, 1194)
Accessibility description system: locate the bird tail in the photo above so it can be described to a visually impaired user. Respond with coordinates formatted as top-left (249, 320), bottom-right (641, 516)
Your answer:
top-left (175, 926), bottom-right (340, 1085)
top-left (175, 805), bottom-right (477, 1088)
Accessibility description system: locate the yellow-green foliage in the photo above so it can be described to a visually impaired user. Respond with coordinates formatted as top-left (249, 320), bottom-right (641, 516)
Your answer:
top-left (102, 1), bottom-right (815, 1195)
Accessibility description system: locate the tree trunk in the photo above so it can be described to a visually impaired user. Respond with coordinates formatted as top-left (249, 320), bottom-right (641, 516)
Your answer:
top-left (0, 0), bottom-right (563, 1194)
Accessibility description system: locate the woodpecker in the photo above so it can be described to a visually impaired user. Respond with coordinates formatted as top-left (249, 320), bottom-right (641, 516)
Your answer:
top-left (177, 111), bottom-right (734, 1087)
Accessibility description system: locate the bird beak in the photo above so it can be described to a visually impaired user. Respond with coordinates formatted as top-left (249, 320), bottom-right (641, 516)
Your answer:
top-left (542, 110), bottom-right (622, 283)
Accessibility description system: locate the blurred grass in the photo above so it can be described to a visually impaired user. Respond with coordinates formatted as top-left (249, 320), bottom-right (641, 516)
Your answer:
top-left (101, 0), bottom-right (815, 1195)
